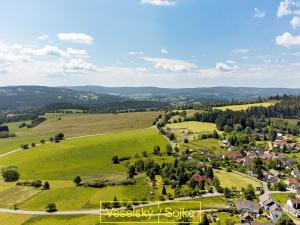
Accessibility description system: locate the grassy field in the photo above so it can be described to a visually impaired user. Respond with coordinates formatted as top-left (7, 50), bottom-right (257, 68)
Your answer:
top-left (166, 121), bottom-right (217, 133)
top-left (215, 101), bottom-right (276, 111)
top-left (0, 111), bottom-right (160, 154)
top-left (20, 176), bottom-right (154, 210)
top-left (214, 170), bottom-right (262, 190)
top-left (0, 128), bottom-right (168, 180)
top-left (181, 138), bottom-right (225, 154)
top-left (0, 213), bottom-right (32, 225)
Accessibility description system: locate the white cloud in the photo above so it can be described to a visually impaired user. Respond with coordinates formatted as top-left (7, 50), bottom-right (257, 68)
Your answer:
top-left (66, 48), bottom-right (88, 58)
top-left (62, 59), bottom-right (99, 73)
top-left (254, 8), bottom-right (266, 18)
top-left (143, 57), bottom-right (197, 72)
top-left (276, 32), bottom-right (300, 47)
top-left (57, 33), bottom-right (93, 44)
top-left (21, 46), bottom-right (88, 58)
top-left (38, 34), bottom-right (49, 40)
top-left (277, 0), bottom-right (300, 17)
top-left (140, 0), bottom-right (176, 6)
top-left (128, 51), bottom-right (144, 55)
top-left (160, 48), bottom-right (168, 54)
top-left (291, 16), bottom-right (300, 29)
top-left (231, 48), bottom-right (250, 55)
top-left (216, 62), bottom-right (237, 72)
top-left (22, 45), bottom-right (67, 58)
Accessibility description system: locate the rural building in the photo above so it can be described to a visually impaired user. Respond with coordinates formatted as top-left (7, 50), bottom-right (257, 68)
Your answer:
top-left (235, 199), bottom-right (260, 214)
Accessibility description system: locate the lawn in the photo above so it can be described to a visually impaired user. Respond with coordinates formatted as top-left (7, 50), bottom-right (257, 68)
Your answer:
top-left (0, 111), bottom-right (160, 154)
top-left (214, 170), bottom-right (262, 190)
top-left (272, 193), bottom-right (291, 206)
top-left (215, 101), bottom-right (276, 111)
top-left (166, 121), bottom-right (217, 133)
top-left (0, 128), bottom-right (169, 180)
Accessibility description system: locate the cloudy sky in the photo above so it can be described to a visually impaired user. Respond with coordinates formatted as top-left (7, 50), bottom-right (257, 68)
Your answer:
top-left (1, 0), bottom-right (300, 88)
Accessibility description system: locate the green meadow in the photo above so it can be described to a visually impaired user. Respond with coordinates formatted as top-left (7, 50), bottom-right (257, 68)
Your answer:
top-left (0, 111), bottom-right (160, 154)
top-left (214, 101), bottom-right (276, 111)
top-left (166, 121), bottom-right (217, 133)
top-left (0, 128), bottom-right (168, 180)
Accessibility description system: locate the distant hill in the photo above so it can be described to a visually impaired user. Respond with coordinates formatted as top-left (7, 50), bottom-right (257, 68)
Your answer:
top-left (64, 86), bottom-right (300, 100)
top-left (0, 86), bottom-right (168, 113)
top-left (0, 86), bottom-right (126, 112)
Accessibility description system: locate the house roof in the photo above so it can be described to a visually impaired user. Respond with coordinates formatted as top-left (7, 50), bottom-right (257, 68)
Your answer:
top-left (269, 203), bottom-right (281, 213)
top-left (287, 178), bottom-right (300, 186)
top-left (235, 199), bottom-right (260, 213)
top-left (251, 222), bottom-right (274, 225)
top-left (291, 198), bottom-right (300, 205)
top-left (224, 151), bottom-right (243, 159)
top-left (259, 193), bottom-right (274, 205)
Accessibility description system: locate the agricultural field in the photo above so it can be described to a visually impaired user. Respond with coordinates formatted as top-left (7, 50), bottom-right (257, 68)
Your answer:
top-left (0, 128), bottom-right (168, 180)
top-left (214, 101), bottom-right (276, 111)
top-left (0, 111), bottom-right (160, 154)
top-left (0, 213), bottom-right (32, 225)
top-left (181, 138), bottom-right (225, 154)
top-left (214, 170), bottom-right (262, 190)
top-left (166, 121), bottom-right (217, 134)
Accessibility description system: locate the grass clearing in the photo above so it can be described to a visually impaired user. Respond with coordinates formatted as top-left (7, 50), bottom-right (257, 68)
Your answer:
top-left (0, 128), bottom-right (169, 180)
top-left (166, 121), bottom-right (217, 133)
top-left (181, 138), bottom-right (225, 154)
top-left (0, 111), bottom-right (160, 154)
top-left (20, 176), bottom-right (153, 210)
top-left (215, 101), bottom-right (277, 111)
top-left (214, 170), bottom-right (261, 190)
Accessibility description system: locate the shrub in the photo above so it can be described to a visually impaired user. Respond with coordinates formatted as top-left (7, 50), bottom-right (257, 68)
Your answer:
top-left (1, 166), bottom-right (20, 182)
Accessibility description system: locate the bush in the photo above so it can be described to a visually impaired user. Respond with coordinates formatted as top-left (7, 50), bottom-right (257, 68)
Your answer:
top-left (20, 144), bottom-right (29, 150)
top-left (1, 166), bottom-right (20, 182)
top-left (46, 203), bottom-right (57, 212)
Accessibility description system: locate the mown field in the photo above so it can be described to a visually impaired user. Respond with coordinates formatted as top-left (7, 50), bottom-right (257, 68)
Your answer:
top-left (181, 138), bottom-right (225, 154)
top-left (0, 111), bottom-right (161, 154)
top-left (214, 170), bottom-right (261, 190)
top-left (166, 121), bottom-right (218, 134)
top-left (0, 128), bottom-right (168, 180)
top-left (214, 101), bottom-right (276, 111)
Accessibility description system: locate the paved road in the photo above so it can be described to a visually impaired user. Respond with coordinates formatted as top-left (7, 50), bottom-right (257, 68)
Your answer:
top-left (0, 193), bottom-right (223, 215)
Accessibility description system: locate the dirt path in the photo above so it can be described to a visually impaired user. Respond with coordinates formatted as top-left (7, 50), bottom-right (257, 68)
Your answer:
top-left (0, 193), bottom-right (223, 215)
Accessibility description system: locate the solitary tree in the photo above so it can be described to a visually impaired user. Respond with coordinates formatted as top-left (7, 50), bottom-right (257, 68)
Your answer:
top-left (162, 185), bottom-right (167, 195)
top-left (46, 203), bottom-right (57, 212)
top-left (112, 156), bottom-right (119, 164)
top-left (1, 166), bottom-right (20, 182)
top-left (74, 176), bottom-right (82, 186)
top-left (43, 181), bottom-right (50, 190)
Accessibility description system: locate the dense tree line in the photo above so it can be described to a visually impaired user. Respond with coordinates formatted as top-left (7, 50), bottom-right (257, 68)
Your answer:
top-left (189, 96), bottom-right (300, 133)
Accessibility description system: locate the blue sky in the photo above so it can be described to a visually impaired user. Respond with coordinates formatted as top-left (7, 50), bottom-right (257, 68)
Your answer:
top-left (1, 0), bottom-right (300, 87)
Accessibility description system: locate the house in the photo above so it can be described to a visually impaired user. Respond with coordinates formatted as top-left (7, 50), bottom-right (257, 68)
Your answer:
top-left (286, 178), bottom-right (300, 190)
top-left (243, 155), bottom-right (254, 167)
top-left (259, 193), bottom-right (274, 210)
top-left (239, 212), bottom-right (254, 223)
top-left (291, 169), bottom-right (300, 179)
top-left (223, 151), bottom-right (243, 160)
top-left (235, 199), bottom-right (260, 214)
top-left (283, 203), bottom-right (300, 218)
top-left (269, 169), bottom-right (280, 178)
top-left (287, 197), bottom-right (300, 209)
top-left (261, 152), bottom-right (274, 161)
top-left (269, 203), bottom-right (282, 222)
